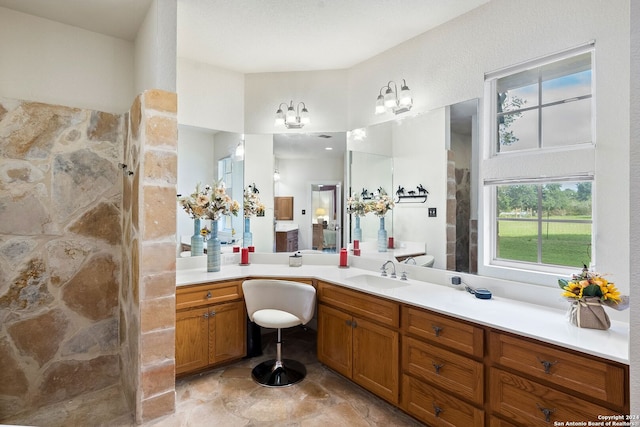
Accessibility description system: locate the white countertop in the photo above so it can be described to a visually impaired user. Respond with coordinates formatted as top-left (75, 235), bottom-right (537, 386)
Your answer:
top-left (176, 254), bottom-right (629, 365)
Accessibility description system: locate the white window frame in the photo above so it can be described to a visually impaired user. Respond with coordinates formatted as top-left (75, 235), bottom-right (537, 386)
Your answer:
top-left (479, 42), bottom-right (596, 286)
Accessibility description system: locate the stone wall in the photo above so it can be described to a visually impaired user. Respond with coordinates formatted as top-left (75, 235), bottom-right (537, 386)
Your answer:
top-left (120, 90), bottom-right (177, 423)
top-left (0, 91), bottom-right (177, 424)
top-left (0, 98), bottom-right (124, 418)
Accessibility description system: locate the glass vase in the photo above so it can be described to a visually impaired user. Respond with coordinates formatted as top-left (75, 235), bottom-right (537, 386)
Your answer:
top-left (377, 216), bottom-right (387, 252)
top-left (243, 217), bottom-right (253, 248)
top-left (353, 215), bottom-right (362, 242)
top-left (191, 218), bottom-right (204, 256)
top-left (207, 219), bottom-right (221, 272)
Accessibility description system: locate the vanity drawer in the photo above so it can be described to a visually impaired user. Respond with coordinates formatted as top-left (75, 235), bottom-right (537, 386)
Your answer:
top-left (489, 367), bottom-right (621, 426)
top-left (176, 280), bottom-right (243, 310)
top-left (317, 282), bottom-right (399, 327)
top-left (402, 306), bottom-right (483, 358)
top-left (403, 336), bottom-right (483, 405)
top-left (489, 331), bottom-right (627, 409)
top-left (402, 374), bottom-right (484, 427)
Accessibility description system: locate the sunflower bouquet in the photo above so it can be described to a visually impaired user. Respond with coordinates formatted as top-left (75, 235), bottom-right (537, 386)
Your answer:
top-left (558, 265), bottom-right (628, 330)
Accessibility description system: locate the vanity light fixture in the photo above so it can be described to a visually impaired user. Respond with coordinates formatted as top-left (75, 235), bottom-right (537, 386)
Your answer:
top-left (275, 101), bottom-right (310, 129)
top-left (375, 79), bottom-right (413, 115)
top-left (273, 169), bottom-right (280, 181)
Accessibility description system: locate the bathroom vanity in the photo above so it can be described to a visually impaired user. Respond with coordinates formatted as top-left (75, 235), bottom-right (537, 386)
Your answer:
top-left (175, 255), bottom-right (629, 426)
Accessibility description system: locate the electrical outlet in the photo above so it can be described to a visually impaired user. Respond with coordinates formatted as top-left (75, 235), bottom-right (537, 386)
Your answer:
top-left (451, 276), bottom-right (462, 285)
top-left (428, 207), bottom-right (437, 217)
top-left (302, 209), bottom-right (306, 214)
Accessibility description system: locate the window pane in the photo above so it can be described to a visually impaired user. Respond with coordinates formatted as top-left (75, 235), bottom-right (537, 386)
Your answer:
top-left (497, 69), bottom-right (539, 110)
top-left (498, 109), bottom-right (538, 152)
top-left (541, 182), bottom-right (592, 220)
top-left (495, 181), bottom-right (592, 268)
top-left (542, 98), bottom-right (592, 147)
top-left (496, 219), bottom-right (538, 262)
top-left (541, 53), bottom-right (591, 104)
top-left (541, 221), bottom-right (591, 268)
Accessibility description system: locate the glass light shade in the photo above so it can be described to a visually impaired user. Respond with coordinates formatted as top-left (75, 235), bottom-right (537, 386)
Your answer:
top-left (300, 107), bottom-right (310, 124)
top-left (375, 95), bottom-right (386, 114)
top-left (398, 84), bottom-right (412, 107)
top-left (273, 170), bottom-right (280, 181)
top-left (285, 106), bottom-right (296, 124)
top-left (235, 143), bottom-right (244, 158)
top-left (383, 87), bottom-right (396, 108)
top-left (275, 108), bottom-right (285, 126)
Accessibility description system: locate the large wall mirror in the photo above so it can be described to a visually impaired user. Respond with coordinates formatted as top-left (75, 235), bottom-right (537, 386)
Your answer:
top-left (273, 132), bottom-right (346, 252)
top-left (176, 127), bottom-right (245, 255)
top-left (177, 99), bottom-right (478, 272)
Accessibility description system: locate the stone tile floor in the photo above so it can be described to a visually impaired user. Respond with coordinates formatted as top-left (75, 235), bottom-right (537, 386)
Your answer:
top-left (3, 327), bottom-right (424, 426)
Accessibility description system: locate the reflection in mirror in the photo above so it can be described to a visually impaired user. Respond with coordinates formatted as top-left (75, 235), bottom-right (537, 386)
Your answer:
top-left (273, 133), bottom-right (346, 252)
top-left (348, 150), bottom-right (393, 242)
top-left (345, 98), bottom-right (478, 272)
top-left (176, 127), bottom-right (244, 256)
top-left (311, 183), bottom-right (342, 253)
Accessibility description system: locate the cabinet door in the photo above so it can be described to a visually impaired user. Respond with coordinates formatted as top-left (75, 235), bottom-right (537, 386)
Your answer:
top-left (208, 301), bottom-right (246, 364)
top-left (274, 196), bottom-right (294, 220)
top-left (352, 316), bottom-right (399, 404)
top-left (317, 304), bottom-right (352, 378)
top-left (175, 307), bottom-right (209, 375)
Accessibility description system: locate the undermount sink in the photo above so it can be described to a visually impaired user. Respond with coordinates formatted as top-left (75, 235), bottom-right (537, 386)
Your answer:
top-left (346, 274), bottom-right (410, 289)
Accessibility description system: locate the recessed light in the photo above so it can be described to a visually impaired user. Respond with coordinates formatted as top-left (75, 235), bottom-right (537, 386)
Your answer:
top-left (325, 147), bottom-right (333, 150)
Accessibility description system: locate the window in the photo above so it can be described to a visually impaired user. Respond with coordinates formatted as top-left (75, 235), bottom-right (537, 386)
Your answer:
top-left (494, 50), bottom-right (593, 153)
top-left (483, 43), bottom-right (595, 273)
top-left (494, 180), bottom-right (592, 269)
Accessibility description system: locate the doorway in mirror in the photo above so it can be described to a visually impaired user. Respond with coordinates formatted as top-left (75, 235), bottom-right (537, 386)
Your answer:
top-left (311, 183), bottom-right (342, 253)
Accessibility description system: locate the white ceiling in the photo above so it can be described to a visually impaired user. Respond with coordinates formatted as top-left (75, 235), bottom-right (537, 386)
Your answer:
top-left (0, 0), bottom-right (482, 158)
top-left (0, 0), bottom-right (489, 74)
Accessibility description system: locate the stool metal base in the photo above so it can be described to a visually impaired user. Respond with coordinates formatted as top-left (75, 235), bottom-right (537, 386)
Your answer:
top-left (251, 358), bottom-right (307, 387)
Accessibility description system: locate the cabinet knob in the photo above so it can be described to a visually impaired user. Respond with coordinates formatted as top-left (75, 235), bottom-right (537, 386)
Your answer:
top-left (345, 320), bottom-right (352, 327)
top-left (210, 311), bottom-right (216, 316)
top-left (536, 403), bottom-right (555, 422)
top-left (203, 312), bottom-right (209, 319)
top-left (206, 291), bottom-right (212, 299)
top-left (432, 325), bottom-right (443, 337)
top-left (537, 357), bottom-right (558, 374)
top-left (432, 362), bottom-right (444, 374)
top-left (432, 403), bottom-right (443, 417)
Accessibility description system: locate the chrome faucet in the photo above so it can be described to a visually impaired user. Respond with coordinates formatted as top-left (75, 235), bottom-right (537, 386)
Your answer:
top-left (380, 260), bottom-right (397, 278)
top-left (403, 257), bottom-right (417, 265)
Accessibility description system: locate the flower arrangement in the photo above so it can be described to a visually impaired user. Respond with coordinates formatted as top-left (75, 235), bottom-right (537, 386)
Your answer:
top-left (177, 181), bottom-right (240, 221)
top-left (244, 184), bottom-right (265, 217)
top-left (346, 194), bottom-right (368, 217)
top-left (368, 190), bottom-right (394, 217)
top-left (558, 265), bottom-right (628, 330)
top-left (558, 265), bottom-right (623, 307)
top-left (177, 183), bottom-right (209, 219)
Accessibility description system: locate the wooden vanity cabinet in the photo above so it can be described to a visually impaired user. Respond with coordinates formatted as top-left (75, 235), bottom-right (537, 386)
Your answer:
top-left (175, 280), bottom-right (246, 376)
top-left (488, 330), bottom-right (629, 426)
top-left (401, 305), bottom-right (485, 426)
top-left (317, 281), bottom-right (400, 405)
top-left (275, 229), bottom-right (298, 252)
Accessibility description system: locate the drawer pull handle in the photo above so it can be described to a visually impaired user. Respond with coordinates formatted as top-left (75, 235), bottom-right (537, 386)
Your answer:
top-left (537, 357), bottom-right (558, 374)
top-left (432, 362), bottom-right (444, 374)
top-left (536, 403), bottom-right (555, 422)
top-left (432, 403), bottom-right (443, 417)
top-left (206, 291), bottom-right (212, 299)
top-left (432, 325), bottom-right (443, 337)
